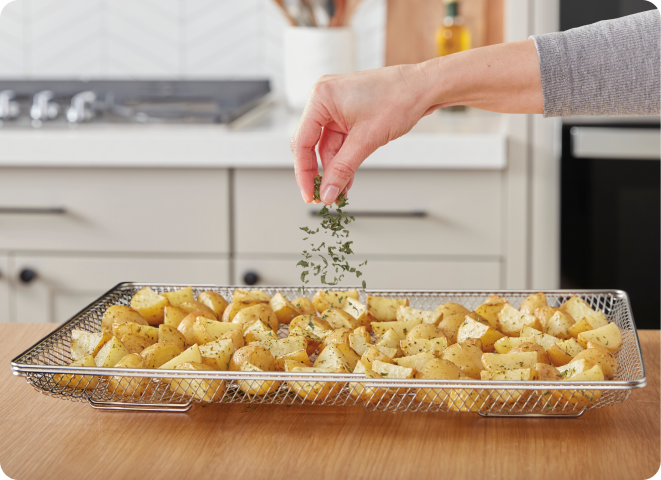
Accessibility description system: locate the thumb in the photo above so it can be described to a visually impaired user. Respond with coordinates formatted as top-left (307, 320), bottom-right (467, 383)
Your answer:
top-left (319, 127), bottom-right (380, 204)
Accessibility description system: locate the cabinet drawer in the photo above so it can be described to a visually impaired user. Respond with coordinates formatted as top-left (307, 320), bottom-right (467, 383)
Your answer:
top-left (0, 254), bottom-right (9, 322)
top-left (11, 255), bottom-right (230, 323)
top-left (0, 168), bottom-right (229, 253)
top-left (234, 257), bottom-right (501, 290)
top-left (235, 169), bottom-right (502, 256)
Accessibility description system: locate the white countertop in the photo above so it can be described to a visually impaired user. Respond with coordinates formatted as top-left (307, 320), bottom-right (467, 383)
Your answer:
top-left (0, 103), bottom-right (508, 169)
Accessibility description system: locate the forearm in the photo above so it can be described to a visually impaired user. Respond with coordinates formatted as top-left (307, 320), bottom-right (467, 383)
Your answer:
top-left (418, 39), bottom-right (543, 114)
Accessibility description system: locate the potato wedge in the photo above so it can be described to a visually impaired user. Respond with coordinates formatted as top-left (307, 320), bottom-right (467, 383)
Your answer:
top-left (519, 292), bottom-right (547, 315)
top-left (577, 323), bottom-right (622, 352)
top-left (274, 349), bottom-right (311, 371)
top-left (456, 317), bottom-right (504, 352)
top-left (395, 351), bottom-right (439, 373)
top-left (269, 293), bottom-right (301, 325)
top-left (120, 334), bottom-right (152, 354)
top-left (158, 324), bottom-right (186, 350)
top-left (286, 365), bottom-right (344, 400)
top-left (313, 289), bottom-right (359, 313)
top-left (319, 328), bottom-right (352, 354)
top-left (474, 295), bottom-right (508, 329)
top-left (544, 310), bottom-right (574, 339)
top-left (560, 295), bottom-right (596, 324)
top-left (372, 319), bottom-right (421, 339)
top-left (229, 345), bottom-right (275, 371)
top-left (406, 324), bottom-right (443, 342)
top-left (292, 297), bottom-right (316, 316)
top-left (349, 360), bottom-right (391, 404)
top-left (480, 368), bottom-right (535, 404)
top-left (253, 336), bottom-right (308, 361)
top-left (194, 317), bottom-right (242, 345)
top-left (534, 306), bottom-right (560, 330)
top-left (367, 295), bottom-right (409, 322)
top-left (54, 354), bottom-right (98, 390)
top-left (177, 311), bottom-right (216, 346)
top-left (199, 338), bottom-right (234, 370)
top-left (101, 305), bottom-right (147, 334)
top-left (509, 342), bottom-right (550, 365)
top-left (341, 297), bottom-right (375, 331)
top-left (197, 291), bottom-right (229, 318)
top-left (441, 343), bottom-right (485, 379)
top-left (361, 346), bottom-right (395, 369)
top-left (71, 330), bottom-right (112, 361)
top-left (243, 320), bottom-right (277, 344)
top-left (320, 308), bottom-right (359, 330)
top-left (162, 286), bottom-right (194, 307)
top-left (238, 362), bottom-right (282, 395)
top-left (535, 363), bottom-right (563, 381)
top-left (349, 333), bottom-right (371, 356)
top-left (371, 360), bottom-right (414, 394)
top-left (158, 344), bottom-right (202, 370)
top-left (94, 336), bottom-right (129, 368)
top-left (313, 344), bottom-right (352, 372)
top-left (481, 352), bottom-right (538, 372)
top-left (436, 302), bottom-right (470, 319)
top-left (573, 345), bottom-right (617, 379)
top-left (140, 342), bottom-right (183, 368)
top-left (112, 322), bottom-right (159, 345)
top-left (221, 300), bottom-right (263, 322)
top-left (130, 287), bottom-right (169, 325)
top-left (497, 304), bottom-right (542, 337)
top-left (233, 289), bottom-right (271, 303)
top-left (108, 354), bottom-right (151, 397)
top-left (232, 304), bottom-right (279, 332)
top-left (416, 359), bottom-right (464, 404)
top-left (396, 305), bottom-right (442, 326)
top-left (163, 306), bottom-right (189, 329)
top-left (221, 329), bottom-right (245, 352)
top-left (170, 362), bottom-right (226, 402)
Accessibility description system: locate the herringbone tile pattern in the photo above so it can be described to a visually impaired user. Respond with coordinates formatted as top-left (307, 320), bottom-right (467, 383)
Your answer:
top-left (0, 0), bottom-right (385, 89)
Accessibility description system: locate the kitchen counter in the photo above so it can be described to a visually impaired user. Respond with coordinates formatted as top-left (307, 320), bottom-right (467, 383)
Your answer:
top-left (0, 105), bottom-right (507, 169)
top-left (1, 324), bottom-right (658, 480)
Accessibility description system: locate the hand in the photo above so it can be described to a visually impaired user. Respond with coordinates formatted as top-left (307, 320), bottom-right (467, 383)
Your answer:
top-left (291, 64), bottom-right (439, 204)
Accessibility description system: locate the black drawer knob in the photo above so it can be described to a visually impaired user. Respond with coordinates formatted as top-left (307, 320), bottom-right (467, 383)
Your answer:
top-left (19, 268), bottom-right (37, 284)
top-left (243, 271), bottom-right (259, 286)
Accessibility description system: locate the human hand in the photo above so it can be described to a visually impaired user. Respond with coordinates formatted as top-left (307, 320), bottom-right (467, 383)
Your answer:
top-left (291, 63), bottom-right (440, 204)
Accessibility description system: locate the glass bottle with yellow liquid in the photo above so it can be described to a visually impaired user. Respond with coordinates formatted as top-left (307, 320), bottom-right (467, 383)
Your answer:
top-left (435, 1), bottom-right (471, 57)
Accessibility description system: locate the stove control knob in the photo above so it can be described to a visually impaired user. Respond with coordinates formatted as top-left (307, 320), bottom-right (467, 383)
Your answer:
top-left (67, 91), bottom-right (97, 123)
top-left (19, 268), bottom-right (37, 284)
top-left (30, 90), bottom-right (59, 121)
top-left (243, 271), bottom-right (259, 286)
top-left (0, 90), bottom-right (19, 120)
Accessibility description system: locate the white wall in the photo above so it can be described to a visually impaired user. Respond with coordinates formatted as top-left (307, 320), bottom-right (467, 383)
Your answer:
top-left (0, 0), bottom-right (386, 91)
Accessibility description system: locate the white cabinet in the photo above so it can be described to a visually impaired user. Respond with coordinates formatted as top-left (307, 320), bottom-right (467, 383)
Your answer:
top-left (0, 254), bottom-right (9, 322)
top-left (235, 169), bottom-right (502, 256)
top-left (11, 255), bottom-right (230, 323)
top-left (234, 257), bottom-right (501, 290)
top-left (0, 168), bottom-right (230, 253)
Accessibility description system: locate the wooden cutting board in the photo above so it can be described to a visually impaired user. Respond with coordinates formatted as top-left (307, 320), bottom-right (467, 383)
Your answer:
top-left (386, 0), bottom-right (504, 66)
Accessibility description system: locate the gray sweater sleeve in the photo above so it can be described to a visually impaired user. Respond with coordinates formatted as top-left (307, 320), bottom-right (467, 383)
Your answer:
top-left (531, 10), bottom-right (660, 117)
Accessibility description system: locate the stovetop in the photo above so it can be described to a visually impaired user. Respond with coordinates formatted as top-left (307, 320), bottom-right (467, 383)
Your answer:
top-left (0, 79), bottom-right (271, 128)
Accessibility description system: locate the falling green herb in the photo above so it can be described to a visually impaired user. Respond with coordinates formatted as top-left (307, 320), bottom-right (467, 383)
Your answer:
top-left (297, 174), bottom-right (367, 291)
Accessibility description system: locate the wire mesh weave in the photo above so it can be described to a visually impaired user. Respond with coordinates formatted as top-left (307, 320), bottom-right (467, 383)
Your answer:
top-left (11, 284), bottom-right (646, 416)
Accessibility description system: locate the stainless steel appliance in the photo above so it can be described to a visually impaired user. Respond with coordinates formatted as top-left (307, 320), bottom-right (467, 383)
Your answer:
top-left (0, 80), bottom-right (271, 128)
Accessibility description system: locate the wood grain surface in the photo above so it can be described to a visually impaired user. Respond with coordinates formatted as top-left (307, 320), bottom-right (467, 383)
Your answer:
top-left (2, 324), bottom-right (659, 480)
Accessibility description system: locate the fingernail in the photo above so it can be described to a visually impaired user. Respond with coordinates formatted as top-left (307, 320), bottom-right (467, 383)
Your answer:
top-left (321, 185), bottom-right (339, 205)
top-left (302, 191), bottom-right (310, 203)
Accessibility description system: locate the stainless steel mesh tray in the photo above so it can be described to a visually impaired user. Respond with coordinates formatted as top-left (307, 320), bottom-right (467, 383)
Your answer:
top-left (11, 283), bottom-right (646, 417)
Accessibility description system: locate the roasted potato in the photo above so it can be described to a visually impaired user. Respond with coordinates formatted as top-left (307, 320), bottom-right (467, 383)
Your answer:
top-left (169, 362), bottom-right (226, 402)
top-left (497, 304), bottom-right (543, 337)
top-left (177, 311), bottom-right (216, 346)
top-left (229, 345), bottom-right (276, 371)
top-left (232, 304), bottom-right (279, 332)
top-left (269, 293), bottom-right (302, 325)
top-left (221, 300), bottom-right (263, 322)
top-left (199, 338), bottom-right (234, 370)
top-left (292, 296), bottom-right (316, 316)
top-left (101, 305), bottom-right (147, 333)
top-left (130, 287), bottom-right (170, 325)
top-left (519, 292), bottom-right (547, 315)
top-left (320, 308), bottom-right (359, 330)
top-left (94, 336), bottom-right (129, 368)
top-left (197, 291), bottom-right (229, 318)
top-left (313, 289), bottom-right (358, 313)
top-left (120, 334), bottom-right (152, 354)
top-left (158, 324), bottom-right (186, 350)
top-left (577, 323), bottom-right (622, 352)
top-left (53, 355), bottom-right (99, 390)
top-left (441, 343), bottom-right (484, 379)
top-left (162, 286), bottom-right (195, 307)
top-left (456, 317), bottom-right (504, 352)
top-left (163, 306), bottom-right (189, 329)
top-left (367, 294), bottom-right (409, 322)
top-left (71, 330), bottom-right (112, 360)
top-left (158, 344), bottom-right (202, 370)
top-left (233, 289), bottom-right (271, 303)
top-left (108, 354), bottom-right (151, 397)
top-left (396, 305), bottom-right (442, 325)
top-left (341, 298), bottom-right (376, 331)
top-left (509, 342), bottom-right (550, 365)
top-left (140, 342), bottom-right (183, 368)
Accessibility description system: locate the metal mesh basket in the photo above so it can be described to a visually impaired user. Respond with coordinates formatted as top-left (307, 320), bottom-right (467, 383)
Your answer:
top-left (10, 284), bottom-right (646, 416)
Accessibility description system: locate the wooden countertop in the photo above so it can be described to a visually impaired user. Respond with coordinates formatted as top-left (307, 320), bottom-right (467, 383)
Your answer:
top-left (1, 324), bottom-right (659, 480)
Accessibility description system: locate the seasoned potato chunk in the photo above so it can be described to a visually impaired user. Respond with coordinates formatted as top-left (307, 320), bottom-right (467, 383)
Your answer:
top-left (130, 287), bottom-right (169, 325)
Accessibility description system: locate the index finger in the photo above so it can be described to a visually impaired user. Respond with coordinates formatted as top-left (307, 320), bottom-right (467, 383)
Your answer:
top-left (291, 105), bottom-right (330, 203)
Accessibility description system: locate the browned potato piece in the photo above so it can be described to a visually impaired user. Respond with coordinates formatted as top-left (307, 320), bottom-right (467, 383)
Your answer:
top-left (436, 302), bottom-right (470, 319)
top-left (197, 291), bottom-right (229, 318)
top-left (292, 297), bottom-right (316, 316)
top-left (360, 346), bottom-right (395, 369)
top-left (573, 343), bottom-right (618, 379)
top-left (312, 289), bottom-right (359, 313)
top-left (519, 292), bottom-right (547, 315)
top-left (560, 295), bottom-right (596, 323)
top-left (94, 336), bottom-right (130, 368)
top-left (456, 317), bottom-right (504, 352)
top-left (112, 322), bottom-right (158, 345)
top-left (269, 293), bottom-right (301, 325)
top-left (221, 300), bottom-right (263, 322)
top-left (535, 363), bottom-right (563, 381)
top-left (158, 324), bottom-right (186, 350)
top-left (509, 342), bottom-right (551, 365)
top-left (101, 305), bottom-right (148, 334)
top-left (233, 289), bottom-right (271, 303)
top-left (441, 343), bottom-right (484, 379)
top-left (53, 355), bottom-right (98, 390)
top-left (120, 334), bottom-right (152, 354)
top-left (367, 295), bottom-right (409, 322)
top-left (290, 315), bottom-right (333, 333)
top-left (438, 311), bottom-right (487, 345)
top-left (229, 345), bottom-right (276, 371)
top-left (474, 295), bottom-right (508, 329)
top-left (544, 310), bottom-right (574, 339)
top-left (194, 317), bottom-right (242, 345)
top-left (130, 287), bottom-right (170, 325)
top-left (576, 323), bottom-right (622, 352)
top-left (415, 359), bottom-right (464, 404)
top-left (163, 306), bottom-right (189, 329)
top-left (140, 342), bottom-right (183, 368)
top-left (71, 330), bottom-right (112, 360)
top-left (546, 344), bottom-right (574, 367)
top-left (319, 328), bottom-right (352, 354)
top-left (162, 287), bottom-right (194, 307)
top-left (342, 298), bottom-right (376, 331)
top-left (497, 304), bottom-right (543, 337)
top-left (170, 362), bottom-right (226, 402)
top-left (221, 329), bottom-right (245, 351)
top-left (462, 338), bottom-right (484, 351)
top-left (177, 311), bottom-right (216, 346)
top-left (232, 304), bottom-right (279, 332)
top-left (320, 308), bottom-right (358, 330)
top-left (534, 306), bottom-right (560, 330)
top-left (178, 301), bottom-right (216, 318)
top-left (109, 354), bottom-right (151, 397)
top-left (407, 323), bottom-right (443, 341)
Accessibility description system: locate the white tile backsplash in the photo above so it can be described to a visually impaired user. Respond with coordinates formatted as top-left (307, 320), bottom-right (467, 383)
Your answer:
top-left (0, 0), bottom-right (385, 89)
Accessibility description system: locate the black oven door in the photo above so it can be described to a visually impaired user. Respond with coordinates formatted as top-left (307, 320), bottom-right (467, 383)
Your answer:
top-left (561, 0), bottom-right (656, 31)
top-left (561, 124), bottom-right (660, 329)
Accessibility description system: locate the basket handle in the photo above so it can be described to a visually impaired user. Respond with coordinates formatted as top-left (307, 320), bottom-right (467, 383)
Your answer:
top-left (87, 398), bottom-right (192, 412)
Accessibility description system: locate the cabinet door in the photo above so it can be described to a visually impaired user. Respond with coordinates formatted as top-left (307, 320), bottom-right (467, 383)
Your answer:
top-left (234, 257), bottom-right (501, 291)
top-left (235, 169), bottom-right (502, 256)
top-left (12, 255), bottom-right (230, 323)
top-left (0, 254), bottom-right (9, 322)
top-left (0, 168), bottom-right (230, 253)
